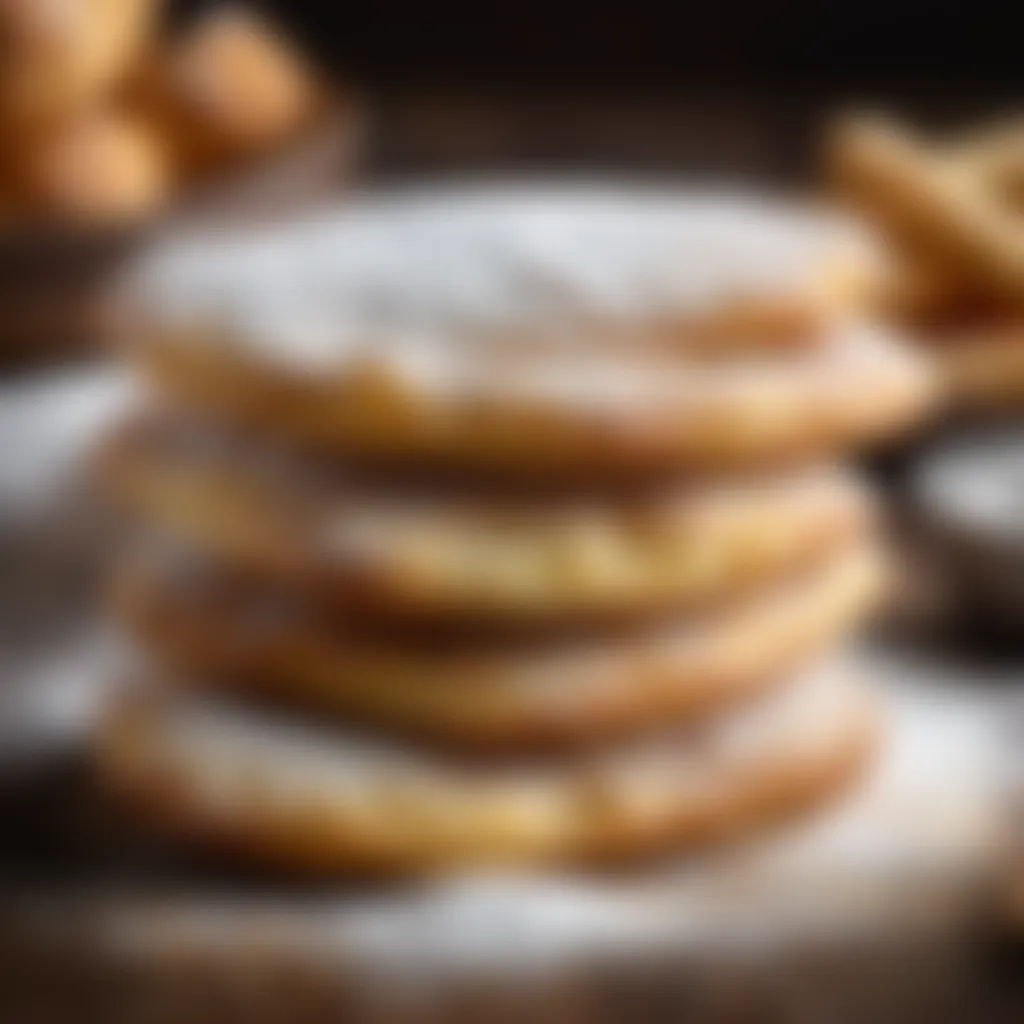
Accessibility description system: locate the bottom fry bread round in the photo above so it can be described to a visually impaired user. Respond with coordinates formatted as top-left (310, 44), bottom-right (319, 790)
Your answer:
top-left (97, 666), bottom-right (878, 874)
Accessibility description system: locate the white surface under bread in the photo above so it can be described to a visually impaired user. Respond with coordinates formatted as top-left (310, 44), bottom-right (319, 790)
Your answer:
top-left (7, 651), bottom-right (1009, 974)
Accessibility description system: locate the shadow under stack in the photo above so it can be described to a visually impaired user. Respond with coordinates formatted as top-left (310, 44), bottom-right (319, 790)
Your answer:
top-left (97, 188), bottom-right (934, 873)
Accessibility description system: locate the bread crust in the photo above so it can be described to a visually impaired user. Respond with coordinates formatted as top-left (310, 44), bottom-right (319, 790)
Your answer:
top-left (136, 324), bottom-right (932, 476)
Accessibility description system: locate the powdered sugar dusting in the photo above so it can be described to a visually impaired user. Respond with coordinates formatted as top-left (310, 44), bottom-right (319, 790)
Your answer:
top-left (130, 185), bottom-right (866, 376)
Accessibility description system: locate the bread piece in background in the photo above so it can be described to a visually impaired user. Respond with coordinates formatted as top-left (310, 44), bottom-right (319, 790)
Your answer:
top-left (7, 109), bottom-right (169, 224)
top-left (878, 258), bottom-right (999, 330)
top-left (947, 118), bottom-right (1024, 208)
top-left (0, 0), bottom-right (161, 127)
top-left (128, 5), bottom-right (324, 184)
top-left (829, 112), bottom-right (1024, 413)
top-left (829, 114), bottom-right (1024, 308)
top-left (0, 172), bottom-right (17, 228)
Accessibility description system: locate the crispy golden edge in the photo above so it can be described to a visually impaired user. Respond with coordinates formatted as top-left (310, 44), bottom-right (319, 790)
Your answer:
top-left (133, 331), bottom-right (934, 475)
top-left (96, 676), bottom-right (879, 873)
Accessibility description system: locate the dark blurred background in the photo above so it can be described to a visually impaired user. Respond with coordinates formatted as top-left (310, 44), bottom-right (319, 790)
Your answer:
top-left (253, 0), bottom-right (1021, 89)
top-left (245, 0), bottom-right (1024, 180)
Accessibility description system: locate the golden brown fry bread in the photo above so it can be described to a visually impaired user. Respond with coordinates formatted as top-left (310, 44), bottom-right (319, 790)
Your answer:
top-left (101, 414), bottom-right (874, 625)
